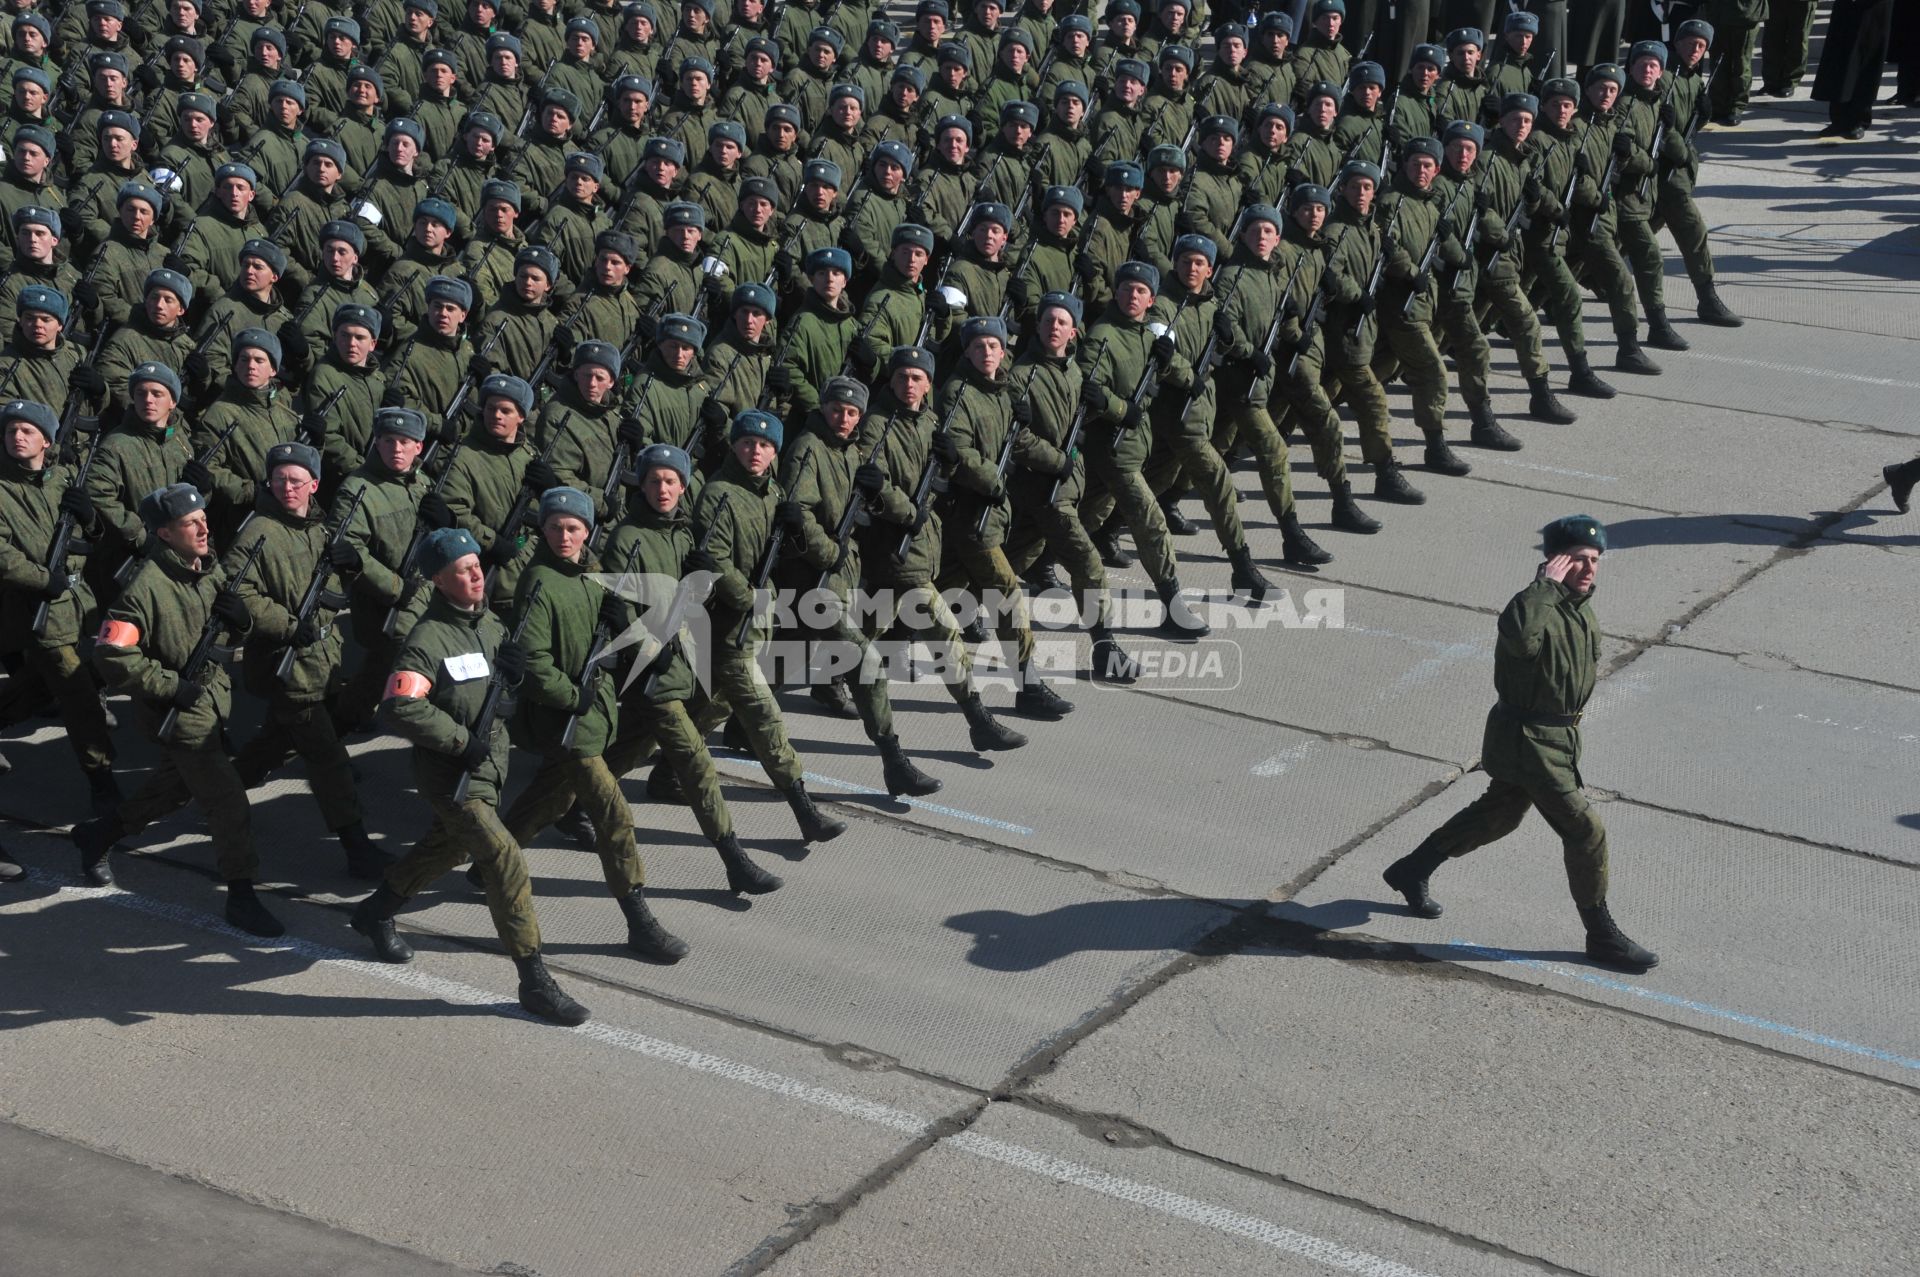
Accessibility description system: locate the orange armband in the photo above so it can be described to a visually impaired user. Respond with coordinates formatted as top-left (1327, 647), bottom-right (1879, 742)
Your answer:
top-left (97, 619), bottom-right (141, 648)
top-left (384, 670), bottom-right (433, 700)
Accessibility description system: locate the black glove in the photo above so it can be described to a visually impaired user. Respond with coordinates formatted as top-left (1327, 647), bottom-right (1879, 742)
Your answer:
top-left (1658, 101), bottom-right (1677, 129)
top-left (170, 679), bottom-right (205, 711)
top-left (1248, 349), bottom-right (1274, 378)
top-left (136, 62), bottom-right (162, 92)
top-left (69, 362), bottom-right (106, 399)
top-left (278, 325), bottom-right (311, 369)
top-left (381, 383), bottom-right (408, 408)
top-left (1575, 150), bottom-right (1593, 177)
top-left (684, 545), bottom-right (720, 574)
top-left (208, 42), bottom-right (237, 76)
top-left (774, 500), bottom-right (807, 534)
top-left (553, 323), bottom-right (577, 362)
top-left (1011, 394), bottom-right (1034, 425)
top-left (524, 456), bottom-right (559, 493)
top-left (163, 252), bottom-right (191, 276)
top-left (329, 540), bottom-right (363, 572)
top-left (617, 414), bottom-right (646, 451)
top-left (459, 725), bottom-right (492, 773)
top-left (438, 413), bottom-right (462, 445)
top-left (57, 203), bottom-right (81, 242)
top-left (1356, 292), bottom-right (1377, 316)
top-left (984, 479), bottom-right (1006, 503)
top-left (1074, 254), bottom-right (1101, 284)
top-left (418, 491), bottom-right (454, 529)
top-left (1050, 447), bottom-right (1078, 477)
top-left (766, 363), bottom-right (793, 394)
top-left (183, 458), bottom-right (215, 495)
top-left (71, 275), bottom-right (101, 313)
top-left (184, 349), bottom-right (212, 389)
top-left (1174, 208), bottom-right (1200, 236)
top-left (1612, 130), bottom-right (1635, 159)
top-left (634, 311), bottom-right (657, 343)
top-left (1151, 332), bottom-right (1176, 369)
top-left (495, 639), bottom-right (528, 682)
top-left (299, 410), bottom-right (328, 443)
top-left (927, 287), bottom-right (955, 317)
top-left (1523, 173), bottom-right (1544, 205)
top-left (467, 353), bottom-right (494, 383)
top-left (699, 397), bottom-right (728, 430)
top-left (212, 590), bottom-right (250, 630)
top-left (292, 615), bottom-right (325, 646)
top-left (932, 431), bottom-right (959, 465)
top-left (773, 248), bottom-right (796, 280)
top-left (58, 485), bottom-right (94, 524)
top-left (1473, 185), bottom-right (1491, 214)
top-left (854, 460), bottom-right (885, 496)
top-left (1121, 399), bottom-right (1150, 433)
top-left (598, 591), bottom-right (627, 632)
top-left (482, 535), bottom-right (519, 567)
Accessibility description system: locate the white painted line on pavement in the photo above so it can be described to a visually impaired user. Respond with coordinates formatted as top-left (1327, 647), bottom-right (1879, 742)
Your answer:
top-left (1479, 458), bottom-right (1619, 482)
top-left (713, 747), bottom-right (1037, 836)
top-left (21, 871), bottom-right (1440, 1277)
top-left (1251, 742), bottom-right (1319, 777)
top-left (1445, 940), bottom-right (1920, 1073)
top-left (1674, 351), bottom-right (1920, 391)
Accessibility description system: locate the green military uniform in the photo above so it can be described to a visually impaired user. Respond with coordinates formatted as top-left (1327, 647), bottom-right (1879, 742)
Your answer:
top-left (331, 433), bottom-right (428, 726)
top-left (933, 354), bottom-right (1035, 672)
top-left (1077, 285), bottom-right (1177, 589)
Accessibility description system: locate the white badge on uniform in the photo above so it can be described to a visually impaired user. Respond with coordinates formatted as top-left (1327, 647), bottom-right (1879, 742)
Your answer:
top-left (445, 652), bottom-right (490, 681)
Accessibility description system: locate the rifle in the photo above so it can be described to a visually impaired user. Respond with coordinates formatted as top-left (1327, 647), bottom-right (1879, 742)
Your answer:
top-left (754, 321), bottom-right (800, 409)
top-left (383, 433), bottom-right (466, 635)
top-left (818, 415), bottom-right (896, 590)
top-left (1349, 199), bottom-right (1403, 340)
top-left (442, 320), bottom-right (508, 431)
top-left (29, 434), bottom-right (102, 637)
top-left (480, 435), bottom-right (561, 593)
top-left (1638, 77), bottom-right (1678, 201)
top-left (1286, 226), bottom-right (1350, 378)
top-left (974, 408), bottom-right (1023, 537)
top-left (893, 398), bottom-right (959, 564)
top-left (1546, 118), bottom-right (1593, 256)
top-left (1378, 85), bottom-right (1400, 169)
top-left (1585, 117), bottom-right (1621, 238)
top-left (274, 485), bottom-right (364, 682)
top-left (636, 491), bottom-right (730, 697)
top-left (1244, 245), bottom-right (1314, 402)
top-left (156, 537), bottom-right (266, 745)
top-left (998, 230), bottom-right (1042, 324)
top-left (1445, 178), bottom-right (1483, 294)
top-left (298, 384), bottom-right (350, 447)
top-left (735, 451), bottom-right (807, 644)
top-left (451, 578), bottom-right (542, 802)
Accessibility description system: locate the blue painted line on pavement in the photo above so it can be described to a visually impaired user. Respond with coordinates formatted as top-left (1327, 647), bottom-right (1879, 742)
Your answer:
top-left (713, 748), bottom-right (1035, 836)
top-left (1446, 940), bottom-right (1920, 1073)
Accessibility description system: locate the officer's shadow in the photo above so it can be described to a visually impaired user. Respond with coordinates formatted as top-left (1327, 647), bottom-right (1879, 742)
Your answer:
top-left (946, 895), bottom-right (1589, 972)
top-left (0, 889), bottom-right (502, 1031)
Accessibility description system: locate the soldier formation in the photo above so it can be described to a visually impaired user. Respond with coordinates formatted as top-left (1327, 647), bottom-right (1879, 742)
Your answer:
top-left (0, 0), bottom-right (1770, 1022)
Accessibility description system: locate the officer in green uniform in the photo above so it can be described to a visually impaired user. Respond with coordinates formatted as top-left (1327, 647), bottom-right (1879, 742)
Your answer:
top-left (693, 409), bottom-right (851, 841)
top-left (0, 397), bottom-right (119, 815)
top-left (225, 442), bottom-right (389, 878)
top-left (79, 482), bottom-right (283, 936)
top-left (1382, 515), bottom-right (1658, 973)
top-left (350, 525), bottom-right (593, 1026)
top-left (497, 485), bottom-right (691, 962)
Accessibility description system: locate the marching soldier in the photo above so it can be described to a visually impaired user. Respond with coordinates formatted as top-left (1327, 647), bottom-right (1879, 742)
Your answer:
top-left (350, 524), bottom-right (593, 1026)
top-left (1381, 515), bottom-right (1658, 974)
top-left (330, 406), bottom-right (432, 730)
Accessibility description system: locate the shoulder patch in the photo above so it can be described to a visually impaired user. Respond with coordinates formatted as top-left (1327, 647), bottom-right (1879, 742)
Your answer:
top-left (97, 619), bottom-right (141, 648)
top-left (384, 670), bottom-right (433, 700)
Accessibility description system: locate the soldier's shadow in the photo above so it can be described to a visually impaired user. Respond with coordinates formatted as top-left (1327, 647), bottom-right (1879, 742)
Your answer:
top-left (0, 891), bottom-right (502, 1031)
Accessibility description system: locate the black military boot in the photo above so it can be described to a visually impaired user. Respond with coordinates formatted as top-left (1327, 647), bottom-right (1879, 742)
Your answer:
top-left (617, 888), bottom-right (689, 962)
top-left (876, 733), bottom-right (942, 796)
top-left (1645, 307), bottom-right (1690, 351)
top-left (1329, 480), bottom-right (1382, 533)
top-left (720, 715), bottom-right (752, 753)
top-left (1023, 554), bottom-right (1065, 594)
top-left (514, 953), bottom-right (591, 1025)
top-left (0, 844), bottom-right (23, 883)
top-left (1227, 545), bottom-right (1273, 603)
top-left (1091, 524), bottom-right (1134, 568)
top-left (85, 767), bottom-right (123, 817)
top-left (1614, 331), bottom-right (1662, 375)
top-left (554, 802), bottom-right (596, 847)
top-left (224, 880), bottom-right (285, 938)
top-left (1280, 511), bottom-right (1333, 567)
top-left (1565, 351), bottom-right (1617, 399)
top-left (961, 694), bottom-right (1028, 750)
top-left (337, 821), bottom-right (394, 880)
top-left (647, 761), bottom-right (685, 803)
top-left (1089, 626), bottom-right (1140, 683)
top-left (1423, 431), bottom-right (1472, 476)
top-left (1883, 460), bottom-right (1920, 513)
top-left (1373, 459), bottom-right (1426, 505)
top-left (1015, 664), bottom-right (1074, 719)
top-left (1468, 400), bottom-right (1523, 449)
top-left (1156, 580), bottom-right (1210, 636)
top-left (72, 814), bottom-right (122, 886)
top-left (1579, 901), bottom-right (1659, 971)
top-left (715, 834), bottom-right (783, 894)
top-left (784, 779), bottom-right (847, 842)
top-left (0, 746), bottom-right (10, 776)
top-left (350, 885), bottom-right (415, 963)
top-left (809, 676), bottom-right (859, 718)
top-left (1382, 842), bottom-right (1449, 919)
top-left (1159, 493), bottom-right (1197, 535)
top-left (960, 612), bottom-right (991, 643)
top-left (1526, 379), bottom-right (1577, 424)
top-left (1695, 283), bottom-right (1742, 327)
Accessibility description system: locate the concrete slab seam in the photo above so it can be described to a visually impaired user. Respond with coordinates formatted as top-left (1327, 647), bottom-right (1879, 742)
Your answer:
top-left (1444, 941), bottom-right (1920, 1074)
top-left (29, 871), bottom-right (1457, 1277)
